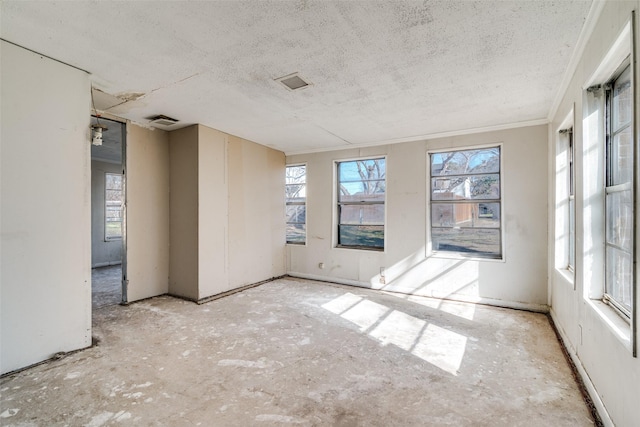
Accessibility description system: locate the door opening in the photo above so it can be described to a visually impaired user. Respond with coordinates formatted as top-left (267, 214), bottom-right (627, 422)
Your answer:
top-left (90, 116), bottom-right (126, 309)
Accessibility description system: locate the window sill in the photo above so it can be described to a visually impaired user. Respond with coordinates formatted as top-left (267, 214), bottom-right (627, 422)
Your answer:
top-left (335, 245), bottom-right (385, 252)
top-left (556, 268), bottom-right (575, 287)
top-left (428, 251), bottom-right (505, 263)
top-left (286, 242), bottom-right (306, 246)
top-left (586, 298), bottom-right (631, 349)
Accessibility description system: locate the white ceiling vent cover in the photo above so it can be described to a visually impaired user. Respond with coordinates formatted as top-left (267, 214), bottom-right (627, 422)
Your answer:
top-left (276, 73), bottom-right (311, 91)
top-left (149, 115), bottom-right (179, 127)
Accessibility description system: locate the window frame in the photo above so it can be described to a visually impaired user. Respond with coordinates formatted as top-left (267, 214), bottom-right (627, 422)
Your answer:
top-left (335, 156), bottom-right (386, 251)
top-left (427, 144), bottom-right (503, 260)
top-left (104, 172), bottom-right (123, 242)
top-left (285, 164), bottom-right (307, 245)
top-left (603, 59), bottom-right (634, 321)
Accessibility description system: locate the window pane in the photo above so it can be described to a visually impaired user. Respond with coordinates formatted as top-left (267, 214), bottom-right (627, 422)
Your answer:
top-left (431, 202), bottom-right (500, 228)
top-left (286, 184), bottom-right (306, 202)
top-left (337, 158), bottom-right (385, 249)
top-left (339, 184), bottom-right (385, 203)
top-left (339, 225), bottom-right (384, 248)
top-left (606, 189), bottom-right (633, 250)
top-left (432, 228), bottom-right (501, 258)
top-left (105, 173), bottom-right (122, 190)
top-left (105, 222), bottom-right (122, 239)
top-left (286, 165), bottom-right (306, 244)
top-left (611, 127), bottom-right (633, 185)
top-left (105, 173), bottom-right (123, 240)
top-left (339, 204), bottom-right (384, 225)
top-left (568, 197), bottom-right (575, 269)
top-left (431, 174), bottom-right (499, 200)
top-left (338, 159), bottom-right (386, 202)
top-left (286, 224), bottom-right (306, 244)
top-left (431, 148), bottom-right (500, 176)
top-left (286, 205), bottom-right (306, 224)
top-left (338, 159), bottom-right (386, 182)
top-left (106, 189), bottom-right (122, 203)
top-left (286, 165), bottom-right (306, 185)
top-left (606, 246), bottom-right (632, 314)
top-left (613, 65), bottom-right (632, 130)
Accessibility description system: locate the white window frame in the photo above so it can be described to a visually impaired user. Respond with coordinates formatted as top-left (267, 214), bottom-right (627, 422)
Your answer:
top-left (582, 15), bottom-right (637, 356)
top-left (604, 59), bottom-right (634, 321)
top-left (285, 164), bottom-right (307, 245)
top-left (427, 145), bottom-right (503, 260)
top-left (335, 157), bottom-right (386, 251)
top-left (555, 109), bottom-right (576, 283)
top-left (104, 172), bottom-right (123, 241)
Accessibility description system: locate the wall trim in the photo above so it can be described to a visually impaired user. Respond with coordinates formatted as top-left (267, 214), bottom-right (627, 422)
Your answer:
top-left (287, 272), bottom-right (549, 313)
top-left (549, 309), bottom-right (613, 427)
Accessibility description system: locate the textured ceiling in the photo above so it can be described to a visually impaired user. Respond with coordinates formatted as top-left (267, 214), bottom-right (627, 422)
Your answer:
top-left (1, 1), bottom-right (593, 154)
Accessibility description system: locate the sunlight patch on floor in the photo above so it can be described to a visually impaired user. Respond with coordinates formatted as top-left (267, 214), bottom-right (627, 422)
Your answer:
top-left (322, 292), bottom-right (468, 375)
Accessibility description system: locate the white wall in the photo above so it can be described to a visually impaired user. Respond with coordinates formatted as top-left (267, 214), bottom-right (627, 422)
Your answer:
top-left (91, 160), bottom-right (122, 268)
top-left (228, 135), bottom-right (286, 288)
top-left (287, 125), bottom-right (548, 310)
top-left (548, 1), bottom-right (640, 425)
top-left (127, 124), bottom-right (170, 302)
top-left (0, 41), bottom-right (91, 374)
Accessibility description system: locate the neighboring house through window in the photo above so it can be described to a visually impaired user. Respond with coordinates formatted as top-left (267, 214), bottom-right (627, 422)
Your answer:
top-left (337, 158), bottom-right (386, 250)
top-left (429, 146), bottom-right (502, 259)
top-left (286, 165), bottom-right (306, 244)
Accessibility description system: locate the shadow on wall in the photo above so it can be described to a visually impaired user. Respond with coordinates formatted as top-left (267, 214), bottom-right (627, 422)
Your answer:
top-left (367, 248), bottom-right (482, 304)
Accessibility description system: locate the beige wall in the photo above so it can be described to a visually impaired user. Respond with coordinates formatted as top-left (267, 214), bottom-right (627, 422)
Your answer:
top-left (228, 135), bottom-right (286, 288)
top-left (168, 125), bottom-right (285, 300)
top-left (548, 2), bottom-right (640, 425)
top-left (169, 126), bottom-right (200, 300)
top-left (91, 160), bottom-right (123, 267)
top-left (197, 126), bottom-right (229, 298)
top-left (1, 41), bottom-right (92, 374)
top-left (126, 124), bottom-right (170, 302)
top-left (287, 125), bottom-right (548, 310)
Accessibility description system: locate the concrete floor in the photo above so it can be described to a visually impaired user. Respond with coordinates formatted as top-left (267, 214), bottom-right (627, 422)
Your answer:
top-left (1, 277), bottom-right (594, 426)
top-left (92, 265), bottom-right (122, 309)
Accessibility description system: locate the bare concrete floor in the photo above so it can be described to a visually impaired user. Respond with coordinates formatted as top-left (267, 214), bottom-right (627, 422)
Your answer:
top-left (1, 278), bottom-right (593, 426)
top-left (92, 265), bottom-right (122, 309)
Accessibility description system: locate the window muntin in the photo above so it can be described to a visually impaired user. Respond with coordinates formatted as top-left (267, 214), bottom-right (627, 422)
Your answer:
top-left (430, 147), bottom-right (501, 259)
top-left (604, 62), bottom-right (633, 318)
top-left (286, 165), bottom-right (306, 244)
top-left (105, 172), bottom-right (123, 241)
top-left (337, 158), bottom-right (385, 250)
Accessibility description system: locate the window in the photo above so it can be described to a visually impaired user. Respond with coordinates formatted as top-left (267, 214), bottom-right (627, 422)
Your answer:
top-left (105, 172), bottom-right (123, 241)
top-left (604, 61), bottom-right (633, 319)
top-left (429, 147), bottom-right (501, 259)
top-left (337, 158), bottom-right (385, 250)
top-left (286, 165), bottom-right (306, 244)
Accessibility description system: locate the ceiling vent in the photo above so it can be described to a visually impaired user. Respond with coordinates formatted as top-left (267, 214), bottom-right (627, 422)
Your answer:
top-left (149, 114), bottom-right (179, 127)
top-left (276, 73), bottom-right (311, 91)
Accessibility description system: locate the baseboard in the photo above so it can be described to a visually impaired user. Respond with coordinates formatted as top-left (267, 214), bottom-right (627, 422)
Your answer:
top-left (92, 261), bottom-right (122, 268)
top-left (549, 309), bottom-right (612, 427)
top-left (196, 276), bottom-right (286, 304)
top-left (286, 272), bottom-right (549, 313)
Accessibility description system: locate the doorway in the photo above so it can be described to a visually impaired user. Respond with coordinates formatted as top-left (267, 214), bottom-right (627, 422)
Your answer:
top-left (90, 116), bottom-right (126, 309)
